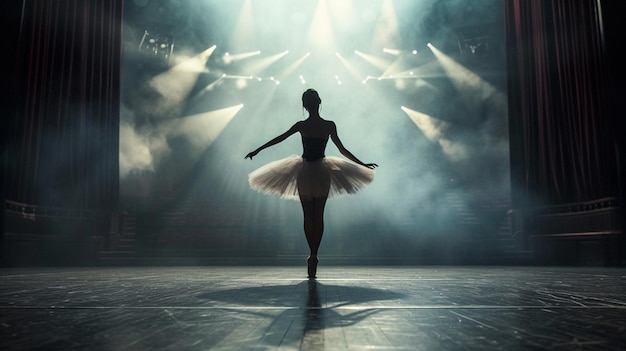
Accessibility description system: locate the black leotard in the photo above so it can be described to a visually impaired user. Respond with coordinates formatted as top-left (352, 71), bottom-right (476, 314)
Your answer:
top-left (301, 136), bottom-right (328, 162)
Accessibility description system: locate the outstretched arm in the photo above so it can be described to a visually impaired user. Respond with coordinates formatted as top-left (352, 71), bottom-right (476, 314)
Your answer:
top-left (245, 122), bottom-right (301, 160)
top-left (329, 122), bottom-right (378, 169)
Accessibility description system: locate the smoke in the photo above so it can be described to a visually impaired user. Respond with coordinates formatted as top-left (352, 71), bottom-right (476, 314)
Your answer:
top-left (119, 105), bottom-right (171, 178)
top-left (120, 0), bottom-right (511, 255)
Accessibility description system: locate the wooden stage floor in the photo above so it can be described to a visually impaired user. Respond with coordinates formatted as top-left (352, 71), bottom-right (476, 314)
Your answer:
top-left (1, 265), bottom-right (625, 350)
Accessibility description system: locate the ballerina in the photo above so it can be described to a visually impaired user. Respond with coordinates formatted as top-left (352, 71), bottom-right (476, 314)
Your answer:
top-left (245, 88), bottom-right (378, 278)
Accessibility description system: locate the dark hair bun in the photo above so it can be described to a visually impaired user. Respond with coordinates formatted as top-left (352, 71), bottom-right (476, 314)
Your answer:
top-left (302, 89), bottom-right (321, 109)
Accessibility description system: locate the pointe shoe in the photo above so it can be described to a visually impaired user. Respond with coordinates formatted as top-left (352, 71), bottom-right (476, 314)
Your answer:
top-left (307, 256), bottom-right (319, 279)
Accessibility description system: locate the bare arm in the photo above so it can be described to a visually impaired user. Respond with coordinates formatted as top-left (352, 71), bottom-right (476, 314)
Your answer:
top-left (245, 122), bottom-right (301, 159)
top-left (329, 122), bottom-right (378, 169)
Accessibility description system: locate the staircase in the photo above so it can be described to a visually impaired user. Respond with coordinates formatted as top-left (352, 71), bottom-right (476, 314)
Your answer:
top-left (440, 188), bottom-right (533, 263)
top-left (98, 212), bottom-right (139, 264)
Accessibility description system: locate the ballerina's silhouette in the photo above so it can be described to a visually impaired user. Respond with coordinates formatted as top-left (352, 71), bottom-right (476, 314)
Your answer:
top-left (245, 88), bottom-right (378, 278)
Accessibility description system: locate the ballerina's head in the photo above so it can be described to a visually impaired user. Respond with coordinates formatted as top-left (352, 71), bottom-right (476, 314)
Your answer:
top-left (302, 89), bottom-right (321, 111)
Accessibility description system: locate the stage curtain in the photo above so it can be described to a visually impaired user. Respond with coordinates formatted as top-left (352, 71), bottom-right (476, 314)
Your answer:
top-left (505, 0), bottom-right (620, 208)
top-left (4, 0), bottom-right (122, 210)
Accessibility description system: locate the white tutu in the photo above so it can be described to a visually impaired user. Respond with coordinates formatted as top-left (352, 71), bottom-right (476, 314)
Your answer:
top-left (248, 155), bottom-right (374, 200)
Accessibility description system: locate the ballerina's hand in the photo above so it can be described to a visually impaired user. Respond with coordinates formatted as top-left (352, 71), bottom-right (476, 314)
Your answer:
top-left (245, 150), bottom-right (258, 160)
top-left (364, 163), bottom-right (378, 169)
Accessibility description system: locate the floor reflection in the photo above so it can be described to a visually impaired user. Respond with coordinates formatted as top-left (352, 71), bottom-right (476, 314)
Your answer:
top-left (302, 279), bottom-right (324, 348)
top-left (196, 280), bottom-right (404, 308)
top-left (196, 279), bottom-right (403, 348)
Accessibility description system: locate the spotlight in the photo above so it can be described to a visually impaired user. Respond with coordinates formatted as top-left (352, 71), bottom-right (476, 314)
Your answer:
top-left (138, 30), bottom-right (174, 67)
top-left (268, 77), bottom-right (280, 85)
top-left (383, 48), bottom-right (401, 56)
top-left (455, 26), bottom-right (496, 60)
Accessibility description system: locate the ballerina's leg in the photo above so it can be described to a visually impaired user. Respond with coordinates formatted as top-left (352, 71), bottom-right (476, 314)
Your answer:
top-left (299, 195), bottom-right (328, 257)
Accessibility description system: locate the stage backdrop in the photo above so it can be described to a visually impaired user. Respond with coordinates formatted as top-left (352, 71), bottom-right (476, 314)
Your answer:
top-left (4, 0), bottom-right (122, 210)
top-left (505, 0), bottom-right (624, 265)
top-left (1, 0), bottom-right (622, 265)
